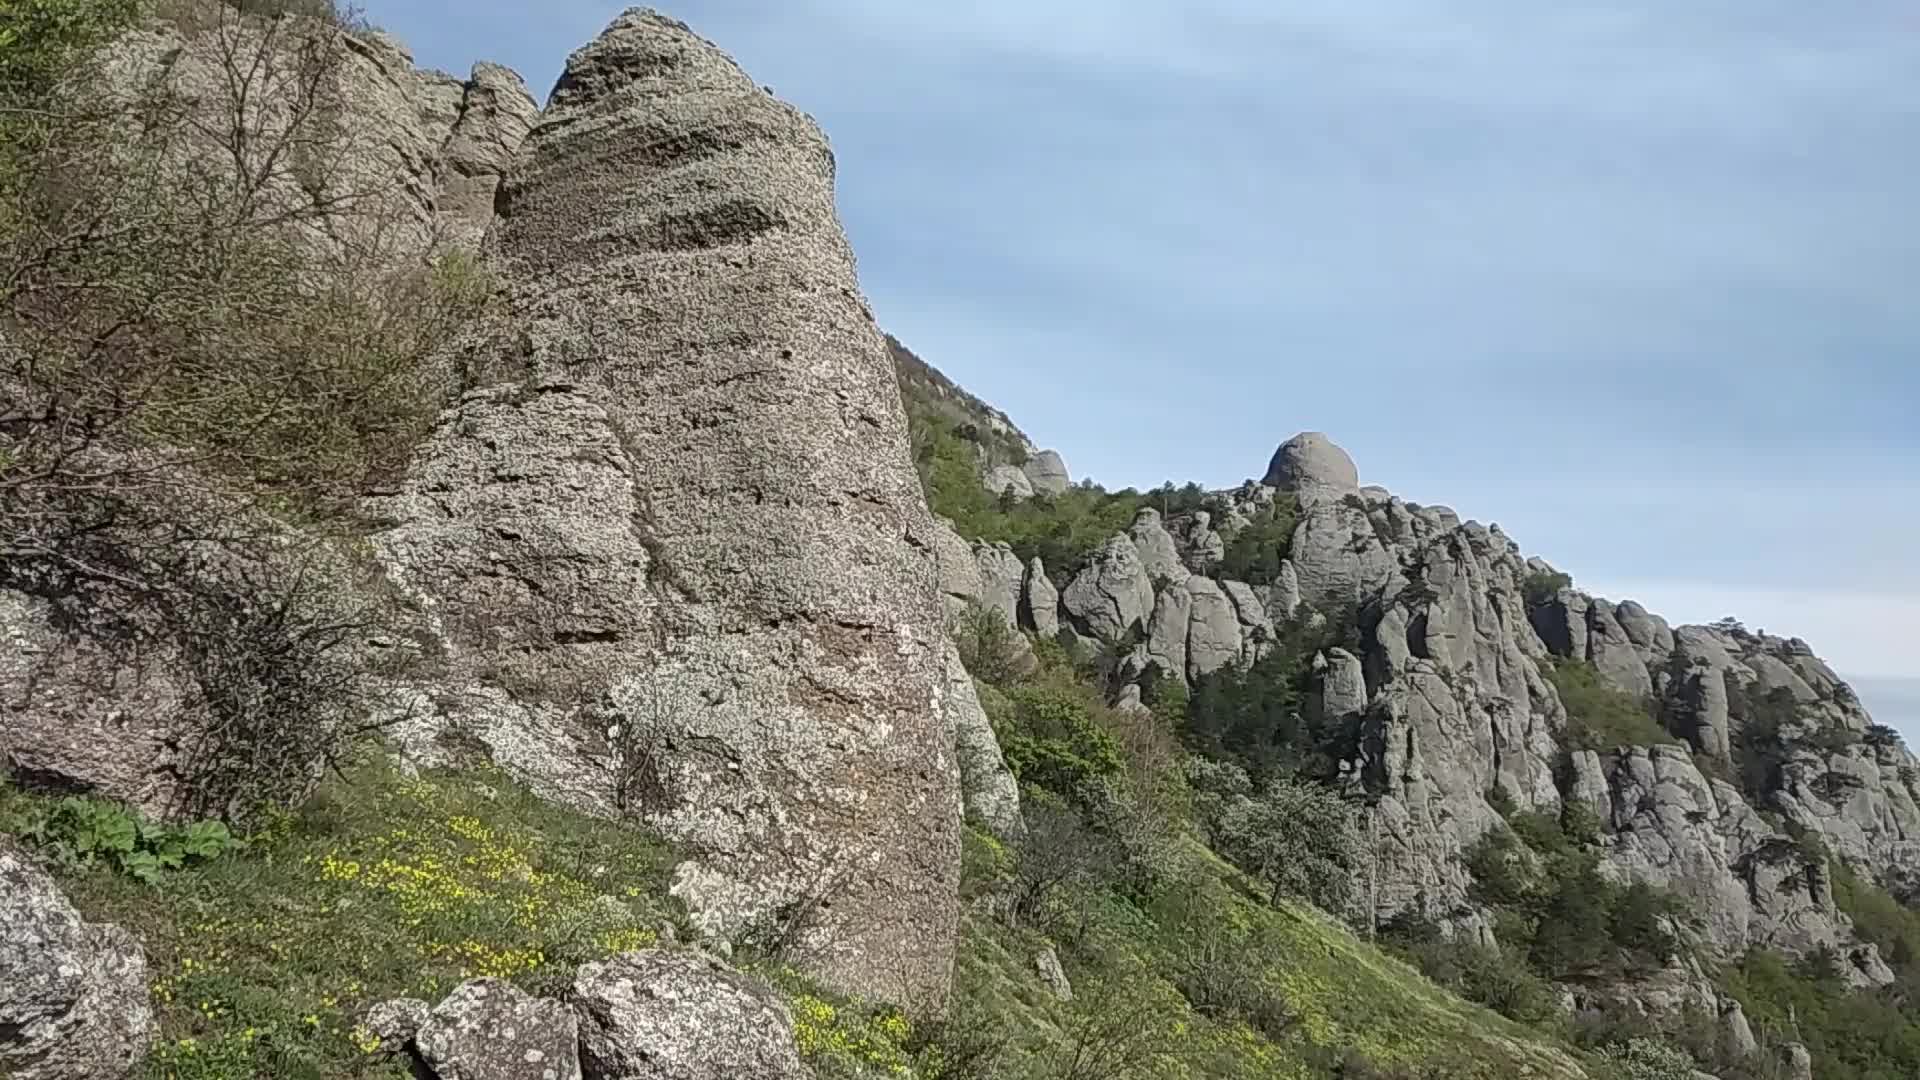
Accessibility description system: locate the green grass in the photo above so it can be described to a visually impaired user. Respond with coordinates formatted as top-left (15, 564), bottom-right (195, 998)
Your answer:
top-left (2, 753), bottom-right (682, 1080)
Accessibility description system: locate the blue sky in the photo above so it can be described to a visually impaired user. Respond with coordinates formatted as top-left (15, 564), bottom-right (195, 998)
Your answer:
top-left (366, 2), bottom-right (1919, 733)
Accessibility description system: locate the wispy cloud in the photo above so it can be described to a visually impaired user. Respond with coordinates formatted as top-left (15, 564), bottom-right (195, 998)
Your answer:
top-left (368, 1), bottom-right (1918, 682)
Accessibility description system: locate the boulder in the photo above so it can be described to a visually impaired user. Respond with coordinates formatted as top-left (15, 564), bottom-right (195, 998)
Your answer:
top-left (1035, 946), bottom-right (1074, 1001)
top-left (1262, 431), bottom-right (1360, 497)
top-left (1022, 450), bottom-right (1071, 496)
top-left (1320, 648), bottom-right (1368, 719)
top-left (942, 642), bottom-right (1024, 842)
top-left (364, 997), bottom-right (432, 1053)
top-left (1128, 509), bottom-right (1186, 588)
top-left (1184, 576), bottom-right (1242, 681)
top-left (1019, 557), bottom-right (1059, 639)
top-left (571, 950), bottom-right (808, 1080)
top-left (368, 10), bottom-right (961, 1006)
top-left (1780, 1043), bottom-right (1812, 1080)
top-left (0, 841), bottom-right (152, 1080)
top-left (984, 464), bottom-right (1035, 501)
top-left (434, 62), bottom-right (540, 248)
top-left (1718, 996), bottom-right (1758, 1060)
top-left (1060, 535), bottom-right (1154, 644)
top-left (972, 542), bottom-right (1025, 627)
top-left (414, 979), bottom-right (580, 1080)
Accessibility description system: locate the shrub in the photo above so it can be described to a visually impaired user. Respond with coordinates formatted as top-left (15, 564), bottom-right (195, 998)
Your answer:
top-left (1006, 799), bottom-right (1122, 931)
top-left (1521, 569), bottom-right (1573, 606)
top-left (1216, 496), bottom-right (1300, 586)
top-left (1595, 1037), bottom-right (1696, 1080)
top-left (993, 684), bottom-right (1127, 805)
top-left (950, 601), bottom-right (1028, 687)
top-left (1211, 778), bottom-right (1362, 912)
top-left (1549, 659), bottom-right (1674, 750)
top-left (6, 795), bottom-right (235, 884)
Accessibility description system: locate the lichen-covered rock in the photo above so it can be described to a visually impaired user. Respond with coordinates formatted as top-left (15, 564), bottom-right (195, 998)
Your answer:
top-left (1184, 576), bottom-right (1242, 681)
top-left (0, 841), bottom-right (152, 1080)
top-left (370, 10), bottom-right (960, 1006)
top-left (415, 979), bottom-right (579, 1080)
top-left (972, 542), bottom-right (1024, 628)
top-left (943, 642), bottom-right (1023, 841)
top-left (571, 950), bottom-right (807, 1080)
top-left (364, 997), bottom-right (432, 1052)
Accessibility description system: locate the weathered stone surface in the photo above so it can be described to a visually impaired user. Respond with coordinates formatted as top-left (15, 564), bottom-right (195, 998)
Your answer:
top-left (929, 516), bottom-right (985, 616)
top-left (1020, 557), bottom-right (1059, 639)
top-left (1718, 996), bottom-right (1758, 1059)
top-left (1022, 450), bottom-right (1071, 495)
top-left (1035, 946), bottom-right (1074, 1001)
top-left (370, 10), bottom-right (960, 1005)
top-left (571, 950), bottom-right (807, 1080)
top-left (365, 997), bottom-right (432, 1052)
top-left (435, 62), bottom-right (540, 248)
top-left (984, 464), bottom-right (1035, 501)
top-left (0, 591), bottom-right (193, 820)
top-left (1185, 576), bottom-right (1242, 681)
top-left (973, 542), bottom-right (1024, 628)
top-left (1780, 1042), bottom-right (1813, 1080)
top-left (0, 841), bottom-right (152, 1080)
top-left (1060, 535), bottom-right (1154, 644)
top-left (1262, 431), bottom-right (1360, 497)
top-left (1219, 579), bottom-right (1273, 664)
top-left (1176, 511), bottom-right (1226, 574)
top-left (1144, 585), bottom-right (1191, 686)
top-left (943, 642), bottom-right (1023, 841)
top-left (1319, 648), bottom-right (1368, 719)
top-left (1128, 509), bottom-right (1186, 588)
top-left (415, 979), bottom-right (580, 1080)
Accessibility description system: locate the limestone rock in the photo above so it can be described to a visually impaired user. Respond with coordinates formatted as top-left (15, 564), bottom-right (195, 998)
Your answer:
top-left (1020, 557), bottom-right (1060, 639)
top-left (370, 10), bottom-right (960, 1006)
top-left (1023, 450), bottom-right (1071, 495)
top-left (943, 642), bottom-right (1024, 842)
top-left (1185, 577), bottom-right (1242, 681)
top-left (1176, 511), bottom-right (1226, 573)
top-left (930, 516), bottom-right (985, 615)
top-left (1035, 947), bottom-right (1074, 1001)
top-left (1128, 509), bottom-right (1186, 588)
top-left (435, 62), bottom-right (540, 248)
top-left (0, 841), bottom-right (152, 1080)
top-left (1144, 586), bottom-right (1191, 686)
top-left (984, 464), bottom-right (1035, 501)
top-left (972, 542), bottom-right (1025, 628)
top-left (365, 997), bottom-right (432, 1052)
top-left (1320, 648), bottom-right (1368, 719)
top-left (1780, 1043), bottom-right (1812, 1080)
top-left (1262, 431), bottom-right (1360, 497)
top-left (1218, 579), bottom-right (1274, 664)
top-left (571, 950), bottom-right (807, 1080)
top-left (415, 979), bottom-right (580, 1080)
top-left (1060, 535), bottom-right (1154, 644)
top-left (1718, 996), bottom-right (1758, 1059)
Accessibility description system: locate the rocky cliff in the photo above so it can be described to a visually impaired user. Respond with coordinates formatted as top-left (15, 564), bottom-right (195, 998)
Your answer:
top-left (920, 379), bottom-right (1918, 995)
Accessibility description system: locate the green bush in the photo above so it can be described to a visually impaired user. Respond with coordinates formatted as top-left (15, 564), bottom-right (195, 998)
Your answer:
top-left (1216, 497), bottom-right (1300, 586)
top-left (5, 795), bottom-right (235, 884)
top-left (1595, 1037), bottom-right (1695, 1080)
top-left (1210, 778), bottom-right (1362, 912)
top-left (1185, 609), bottom-right (1354, 779)
top-left (950, 600), bottom-right (1029, 688)
top-left (992, 683), bottom-right (1127, 805)
top-left (1548, 659), bottom-right (1674, 751)
top-left (1521, 570), bottom-right (1573, 606)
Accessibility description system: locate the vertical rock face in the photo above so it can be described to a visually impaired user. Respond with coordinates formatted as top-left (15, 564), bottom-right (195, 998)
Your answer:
top-left (1022, 449), bottom-right (1072, 495)
top-left (370, 10), bottom-right (958, 1005)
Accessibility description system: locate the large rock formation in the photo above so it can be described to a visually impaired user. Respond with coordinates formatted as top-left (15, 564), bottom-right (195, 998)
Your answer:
top-left (367, 10), bottom-right (960, 1005)
top-left (0, 841), bottom-right (153, 1080)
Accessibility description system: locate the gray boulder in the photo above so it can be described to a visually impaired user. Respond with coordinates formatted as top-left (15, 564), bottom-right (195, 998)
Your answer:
top-left (365, 997), bottom-right (432, 1053)
top-left (1035, 946), bottom-right (1074, 1001)
top-left (1262, 431), bottom-right (1360, 498)
top-left (415, 979), bottom-right (580, 1080)
top-left (1184, 576), bottom-right (1242, 681)
top-left (571, 950), bottom-right (808, 1080)
top-left (1319, 648), bottom-right (1368, 718)
top-left (1061, 535), bottom-right (1154, 644)
top-left (1020, 557), bottom-right (1059, 639)
top-left (0, 841), bottom-right (152, 1080)
top-left (1780, 1043), bottom-right (1813, 1080)
top-left (368, 10), bottom-right (961, 1006)
top-left (972, 541), bottom-right (1025, 627)
top-left (434, 61), bottom-right (540, 249)
top-left (1144, 585), bottom-right (1191, 685)
top-left (1718, 996), bottom-right (1758, 1059)
top-left (942, 642), bottom-right (1024, 842)
top-left (1128, 509), bottom-right (1187, 588)
top-left (984, 464), bottom-right (1035, 501)
top-left (1022, 450), bottom-right (1071, 495)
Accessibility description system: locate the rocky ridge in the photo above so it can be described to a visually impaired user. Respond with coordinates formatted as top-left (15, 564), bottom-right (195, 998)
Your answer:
top-left (929, 416), bottom-right (1919, 993)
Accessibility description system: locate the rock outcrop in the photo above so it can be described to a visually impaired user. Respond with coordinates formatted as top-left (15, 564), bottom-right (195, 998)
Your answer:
top-left (1263, 431), bottom-right (1360, 500)
top-left (1023, 449), bottom-right (1072, 495)
top-left (0, 841), bottom-right (153, 1080)
top-left (414, 979), bottom-right (581, 1080)
top-left (942, 642), bottom-right (1024, 841)
top-left (571, 950), bottom-right (809, 1080)
top-left (367, 10), bottom-right (960, 1005)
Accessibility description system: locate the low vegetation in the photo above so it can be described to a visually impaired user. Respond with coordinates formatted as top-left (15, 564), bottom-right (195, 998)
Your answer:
top-left (1, 755), bottom-right (682, 1079)
top-left (1546, 659), bottom-right (1675, 751)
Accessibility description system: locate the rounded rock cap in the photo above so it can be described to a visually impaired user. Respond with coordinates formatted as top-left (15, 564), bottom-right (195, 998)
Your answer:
top-left (1263, 431), bottom-right (1359, 493)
